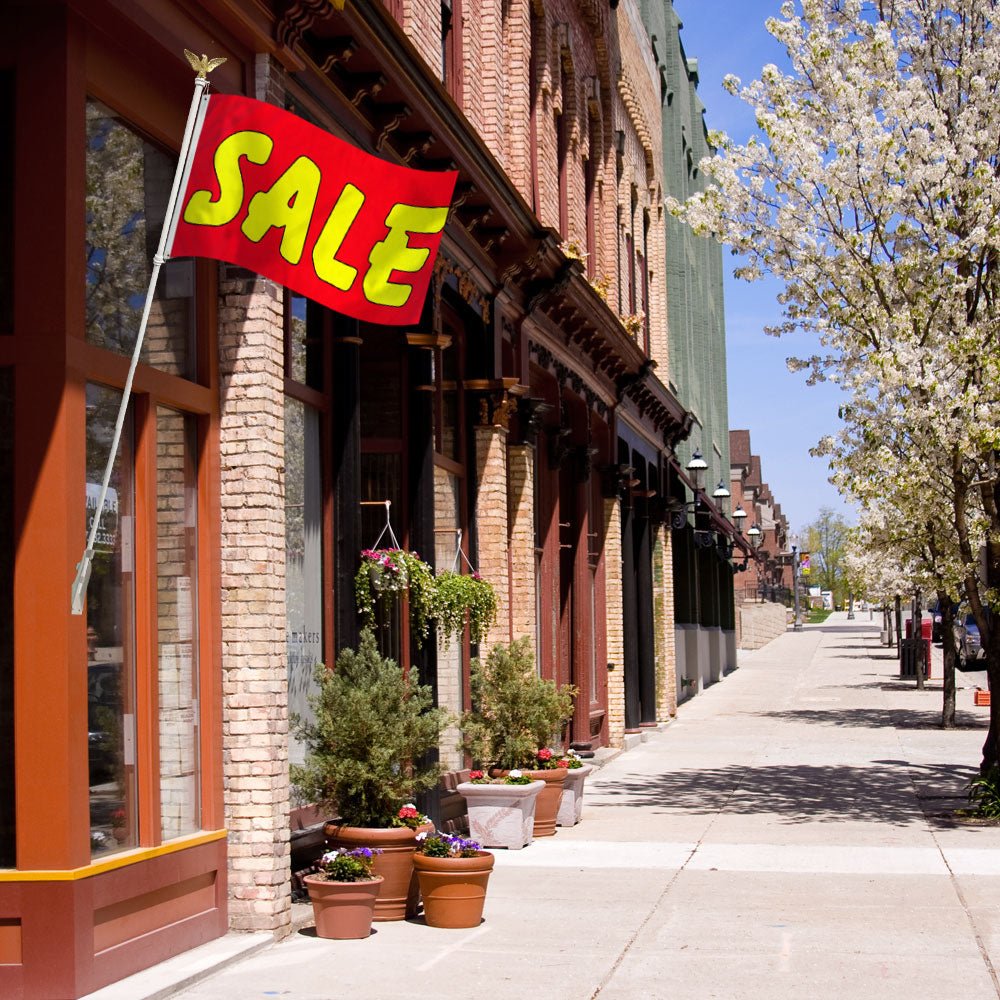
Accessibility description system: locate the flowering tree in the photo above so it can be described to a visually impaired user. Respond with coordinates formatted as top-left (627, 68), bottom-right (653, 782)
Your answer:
top-left (670, 0), bottom-right (1000, 769)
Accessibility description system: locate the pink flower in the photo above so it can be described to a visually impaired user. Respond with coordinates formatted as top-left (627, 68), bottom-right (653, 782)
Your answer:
top-left (537, 748), bottom-right (553, 762)
top-left (398, 805), bottom-right (419, 820)
top-left (469, 770), bottom-right (484, 780)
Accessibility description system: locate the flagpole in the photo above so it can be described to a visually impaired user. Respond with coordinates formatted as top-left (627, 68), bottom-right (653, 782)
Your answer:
top-left (71, 73), bottom-right (211, 615)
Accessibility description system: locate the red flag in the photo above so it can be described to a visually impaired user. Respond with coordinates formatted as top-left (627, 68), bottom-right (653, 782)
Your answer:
top-left (168, 95), bottom-right (457, 326)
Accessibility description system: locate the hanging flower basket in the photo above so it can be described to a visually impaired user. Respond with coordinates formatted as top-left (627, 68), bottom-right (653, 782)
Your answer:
top-left (434, 570), bottom-right (498, 649)
top-left (355, 548), bottom-right (436, 644)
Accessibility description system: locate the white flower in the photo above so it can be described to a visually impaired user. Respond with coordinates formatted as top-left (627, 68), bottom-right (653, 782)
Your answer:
top-left (415, 831), bottom-right (427, 842)
top-left (509, 769), bottom-right (522, 779)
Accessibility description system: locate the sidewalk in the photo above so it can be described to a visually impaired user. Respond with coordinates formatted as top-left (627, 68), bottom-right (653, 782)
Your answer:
top-left (94, 613), bottom-right (1000, 1000)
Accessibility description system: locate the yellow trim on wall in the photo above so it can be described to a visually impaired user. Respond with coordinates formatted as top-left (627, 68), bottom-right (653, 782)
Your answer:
top-left (0, 829), bottom-right (227, 882)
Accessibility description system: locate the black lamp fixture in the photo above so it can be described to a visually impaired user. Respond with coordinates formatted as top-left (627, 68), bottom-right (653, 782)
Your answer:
top-left (712, 479), bottom-right (731, 504)
top-left (686, 448), bottom-right (708, 492)
top-left (747, 523), bottom-right (764, 549)
top-left (732, 506), bottom-right (748, 532)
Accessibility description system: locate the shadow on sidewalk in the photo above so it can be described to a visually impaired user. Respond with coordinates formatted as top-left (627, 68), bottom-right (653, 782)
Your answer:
top-left (759, 707), bottom-right (987, 730)
top-left (592, 759), bottom-right (978, 825)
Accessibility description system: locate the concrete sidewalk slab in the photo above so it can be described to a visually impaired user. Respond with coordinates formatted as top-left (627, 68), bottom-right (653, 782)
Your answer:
top-left (154, 612), bottom-right (998, 1000)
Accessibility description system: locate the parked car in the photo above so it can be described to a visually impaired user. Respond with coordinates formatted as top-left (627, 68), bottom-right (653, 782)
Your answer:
top-left (953, 611), bottom-right (985, 670)
top-left (929, 599), bottom-right (959, 642)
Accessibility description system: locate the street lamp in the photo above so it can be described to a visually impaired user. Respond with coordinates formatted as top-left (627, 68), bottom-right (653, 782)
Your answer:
top-left (790, 533), bottom-right (803, 631)
top-left (686, 449), bottom-right (708, 492)
top-left (732, 506), bottom-right (747, 532)
top-left (746, 523), bottom-right (763, 549)
top-left (712, 480), bottom-right (731, 504)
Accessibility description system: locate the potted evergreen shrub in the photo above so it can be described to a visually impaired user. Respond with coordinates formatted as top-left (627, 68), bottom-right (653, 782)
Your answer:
top-left (291, 629), bottom-right (448, 920)
top-left (459, 638), bottom-right (577, 837)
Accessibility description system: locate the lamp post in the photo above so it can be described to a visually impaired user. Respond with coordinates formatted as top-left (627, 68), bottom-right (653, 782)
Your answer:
top-left (790, 533), bottom-right (803, 631)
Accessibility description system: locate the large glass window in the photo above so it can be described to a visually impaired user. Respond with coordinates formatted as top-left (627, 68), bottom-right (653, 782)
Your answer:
top-left (85, 100), bottom-right (195, 378)
top-left (285, 398), bottom-right (323, 768)
top-left (86, 383), bottom-right (138, 858)
top-left (0, 369), bottom-right (13, 866)
top-left (156, 408), bottom-right (201, 840)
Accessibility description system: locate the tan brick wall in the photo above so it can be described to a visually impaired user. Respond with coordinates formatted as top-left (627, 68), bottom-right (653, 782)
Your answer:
top-left (215, 52), bottom-right (290, 937)
top-left (507, 443), bottom-right (536, 646)
top-left (738, 602), bottom-right (787, 651)
top-left (474, 424), bottom-right (510, 649)
top-left (218, 266), bottom-right (291, 935)
top-left (652, 522), bottom-right (678, 721)
top-left (603, 497), bottom-right (625, 748)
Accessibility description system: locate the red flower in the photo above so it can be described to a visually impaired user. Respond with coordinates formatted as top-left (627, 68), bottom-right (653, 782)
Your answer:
top-left (469, 770), bottom-right (484, 780)
top-left (556, 759), bottom-right (570, 769)
top-left (537, 748), bottom-right (553, 762)
top-left (398, 805), bottom-right (419, 820)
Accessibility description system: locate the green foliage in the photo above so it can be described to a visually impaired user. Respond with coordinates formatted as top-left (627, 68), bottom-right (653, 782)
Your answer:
top-left (460, 638), bottom-right (577, 770)
top-left (434, 571), bottom-right (498, 649)
top-left (291, 629), bottom-right (447, 828)
top-left (967, 765), bottom-right (1000, 819)
top-left (355, 549), bottom-right (438, 645)
top-left (315, 847), bottom-right (380, 883)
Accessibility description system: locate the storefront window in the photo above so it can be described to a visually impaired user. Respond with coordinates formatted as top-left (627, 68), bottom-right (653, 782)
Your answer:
top-left (285, 398), bottom-right (323, 767)
top-left (156, 408), bottom-right (200, 839)
top-left (85, 99), bottom-right (195, 378)
top-left (0, 369), bottom-right (13, 866)
top-left (86, 383), bottom-right (138, 858)
top-left (287, 294), bottom-right (324, 389)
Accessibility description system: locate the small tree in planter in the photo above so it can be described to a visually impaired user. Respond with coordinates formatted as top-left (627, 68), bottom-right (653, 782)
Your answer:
top-left (459, 637), bottom-right (577, 770)
top-left (459, 639), bottom-right (578, 838)
top-left (291, 629), bottom-right (448, 919)
top-left (434, 570), bottom-right (498, 650)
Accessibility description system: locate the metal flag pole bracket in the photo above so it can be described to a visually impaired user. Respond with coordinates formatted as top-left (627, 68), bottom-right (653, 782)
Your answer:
top-left (70, 60), bottom-right (220, 615)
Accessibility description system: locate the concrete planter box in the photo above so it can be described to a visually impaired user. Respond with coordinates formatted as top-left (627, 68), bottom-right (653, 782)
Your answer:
top-left (556, 763), bottom-right (593, 827)
top-left (457, 781), bottom-right (545, 850)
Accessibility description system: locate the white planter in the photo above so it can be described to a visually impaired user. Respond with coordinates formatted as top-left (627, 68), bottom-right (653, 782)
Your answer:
top-left (556, 763), bottom-right (593, 827)
top-left (457, 781), bottom-right (545, 850)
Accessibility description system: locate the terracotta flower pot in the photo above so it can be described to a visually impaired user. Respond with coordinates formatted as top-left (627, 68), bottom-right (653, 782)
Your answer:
top-left (489, 768), bottom-right (567, 837)
top-left (413, 851), bottom-right (494, 928)
top-left (303, 874), bottom-right (383, 940)
top-left (323, 822), bottom-right (432, 921)
top-left (457, 780), bottom-right (544, 849)
top-left (556, 763), bottom-right (593, 827)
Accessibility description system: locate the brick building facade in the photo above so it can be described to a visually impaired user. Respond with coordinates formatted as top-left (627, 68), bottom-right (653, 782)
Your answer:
top-left (0, 1), bottom-right (739, 994)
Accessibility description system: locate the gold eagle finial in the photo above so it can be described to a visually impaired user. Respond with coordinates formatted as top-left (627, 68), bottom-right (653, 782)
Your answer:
top-left (184, 49), bottom-right (227, 79)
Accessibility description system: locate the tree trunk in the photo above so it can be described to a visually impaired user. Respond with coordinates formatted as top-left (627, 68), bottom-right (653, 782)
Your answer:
top-left (938, 590), bottom-right (956, 729)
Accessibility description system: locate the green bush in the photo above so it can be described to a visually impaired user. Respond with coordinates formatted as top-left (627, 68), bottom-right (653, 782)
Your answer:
top-left (291, 629), bottom-right (447, 828)
top-left (460, 637), bottom-right (577, 770)
top-left (968, 765), bottom-right (1000, 819)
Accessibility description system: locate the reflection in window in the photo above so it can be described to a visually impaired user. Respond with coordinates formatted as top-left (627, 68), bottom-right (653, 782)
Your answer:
top-left (86, 383), bottom-right (137, 858)
top-left (0, 370), bottom-right (12, 865)
top-left (285, 399), bottom-right (323, 768)
top-left (157, 408), bottom-right (200, 839)
top-left (287, 294), bottom-right (324, 389)
top-left (85, 99), bottom-right (195, 378)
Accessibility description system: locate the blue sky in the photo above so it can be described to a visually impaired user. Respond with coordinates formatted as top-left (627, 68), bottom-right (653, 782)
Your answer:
top-left (672, 0), bottom-right (854, 534)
